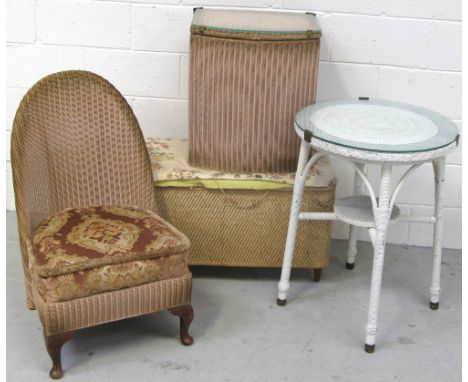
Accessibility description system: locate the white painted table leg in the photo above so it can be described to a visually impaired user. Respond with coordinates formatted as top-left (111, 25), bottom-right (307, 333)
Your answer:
top-left (277, 140), bottom-right (311, 305)
top-left (346, 163), bottom-right (367, 269)
top-left (346, 226), bottom-right (359, 269)
top-left (429, 157), bottom-right (446, 310)
top-left (364, 165), bottom-right (392, 353)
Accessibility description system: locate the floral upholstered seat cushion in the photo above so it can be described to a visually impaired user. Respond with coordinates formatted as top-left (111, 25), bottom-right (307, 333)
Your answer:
top-left (146, 138), bottom-right (336, 190)
top-left (33, 252), bottom-right (189, 303)
top-left (31, 206), bottom-right (190, 278)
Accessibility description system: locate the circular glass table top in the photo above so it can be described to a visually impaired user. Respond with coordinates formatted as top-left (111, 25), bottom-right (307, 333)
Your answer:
top-left (295, 99), bottom-right (459, 153)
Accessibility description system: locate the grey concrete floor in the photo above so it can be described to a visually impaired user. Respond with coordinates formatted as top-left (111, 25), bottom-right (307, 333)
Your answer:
top-left (6, 211), bottom-right (461, 382)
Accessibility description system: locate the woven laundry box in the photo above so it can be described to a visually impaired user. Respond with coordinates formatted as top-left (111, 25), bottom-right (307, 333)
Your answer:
top-left (147, 138), bottom-right (336, 270)
top-left (189, 8), bottom-right (321, 173)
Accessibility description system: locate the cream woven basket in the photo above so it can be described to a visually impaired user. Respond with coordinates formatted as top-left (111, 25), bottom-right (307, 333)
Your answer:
top-left (147, 138), bottom-right (335, 271)
top-left (155, 187), bottom-right (335, 270)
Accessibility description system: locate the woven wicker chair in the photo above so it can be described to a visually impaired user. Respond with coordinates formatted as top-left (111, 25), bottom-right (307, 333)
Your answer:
top-left (11, 70), bottom-right (194, 379)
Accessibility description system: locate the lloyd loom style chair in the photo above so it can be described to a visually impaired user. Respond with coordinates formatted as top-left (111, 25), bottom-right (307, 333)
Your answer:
top-left (11, 70), bottom-right (194, 379)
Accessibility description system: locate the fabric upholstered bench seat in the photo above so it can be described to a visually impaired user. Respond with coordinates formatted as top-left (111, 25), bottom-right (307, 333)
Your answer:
top-left (147, 138), bottom-right (335, 190)
top-left (146, 138), bottom-right (336, 270)
top-left (30, 206), bottom-right (190, 303)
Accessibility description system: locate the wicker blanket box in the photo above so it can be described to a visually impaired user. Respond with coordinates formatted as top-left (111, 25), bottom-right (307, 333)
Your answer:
top-left (147, 138), bottom-right (336, 277)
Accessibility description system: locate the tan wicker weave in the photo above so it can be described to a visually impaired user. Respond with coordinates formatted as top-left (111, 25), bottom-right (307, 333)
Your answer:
top-left (189, 10), bottom-right (321, 173)
top-left (155, 186), bottom-right (335, 270)
top-left (11, 71), bottom-right (194, 379)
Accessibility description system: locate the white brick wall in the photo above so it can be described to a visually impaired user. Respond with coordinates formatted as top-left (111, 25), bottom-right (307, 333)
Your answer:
top-left (6, 0), bottom-right (462, 249)
top-left (38, 1), bottom-right (132, 49)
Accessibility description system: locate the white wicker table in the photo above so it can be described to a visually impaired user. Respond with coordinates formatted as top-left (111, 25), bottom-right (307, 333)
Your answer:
top-left (277, 98), bottom-right (459, 353)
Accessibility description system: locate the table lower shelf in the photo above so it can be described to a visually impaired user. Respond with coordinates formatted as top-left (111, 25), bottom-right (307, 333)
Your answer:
top-left (299, 195), bottom-right (434, 226)
top-left (334, 195), bottom-right (400, 228)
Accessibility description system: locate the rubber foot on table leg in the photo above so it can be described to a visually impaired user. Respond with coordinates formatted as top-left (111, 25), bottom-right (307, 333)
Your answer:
top-left (430, 302), bottom-right (439, 310)
top-left (364, 344), bottom-right (375, 353)
top-left (346, 262), bottom-right (354, 270)
top-left (277, 298), bottom-right (287, 306)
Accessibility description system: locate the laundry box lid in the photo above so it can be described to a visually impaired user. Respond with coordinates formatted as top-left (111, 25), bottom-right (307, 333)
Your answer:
top-left (191, 8), bottom-right (321, 40)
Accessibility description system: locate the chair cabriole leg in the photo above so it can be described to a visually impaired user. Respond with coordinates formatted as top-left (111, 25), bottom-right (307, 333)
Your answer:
top-left (169, 304), bottom-right (194, 346)
top-left (44, 331), bottom-right (74, 379)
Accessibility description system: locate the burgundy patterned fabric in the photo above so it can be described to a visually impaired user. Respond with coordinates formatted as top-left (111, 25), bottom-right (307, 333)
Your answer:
top-left (31, 206), bottom-right (190, 278)
top-left (33, 253), bottom-right (189, 303)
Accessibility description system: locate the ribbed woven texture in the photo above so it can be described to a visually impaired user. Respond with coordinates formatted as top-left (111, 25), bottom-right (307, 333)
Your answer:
top-left (155, 186), bottom-right (335, 268)
top-left (35, 275), bottom-right (192, 336)
top-left (189, 33), bottom-right (320, 173)
top-left (11, 71), bottom-right (192, 337)
top-left (11, 71), bottom-right (158, 309)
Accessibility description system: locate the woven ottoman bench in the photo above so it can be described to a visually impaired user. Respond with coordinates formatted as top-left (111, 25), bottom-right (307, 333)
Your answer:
top-left (147, 138), bottom-right (336, 279)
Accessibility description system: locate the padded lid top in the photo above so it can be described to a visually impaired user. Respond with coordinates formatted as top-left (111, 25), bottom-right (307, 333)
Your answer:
top-left (192, 8), bottom-right (320, 36)
top-left (147, 138), bottom-right (336, 190)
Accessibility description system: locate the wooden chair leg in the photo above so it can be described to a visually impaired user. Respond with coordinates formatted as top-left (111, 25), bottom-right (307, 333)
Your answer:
top-left (44, 331), bottom-right (74, 379)
top-left (313, 268), bottom-right (322, 282)
top-left (169, 304), bottom-right (194, 346)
